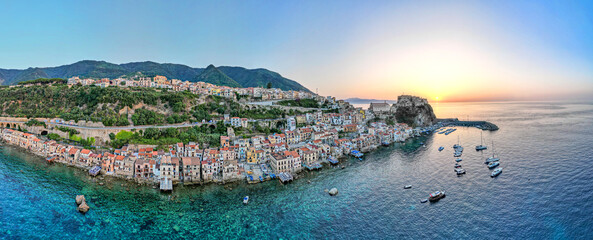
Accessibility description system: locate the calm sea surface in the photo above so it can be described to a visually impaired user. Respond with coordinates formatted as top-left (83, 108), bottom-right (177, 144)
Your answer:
top-left (1, 101), bottom-right (593, 239)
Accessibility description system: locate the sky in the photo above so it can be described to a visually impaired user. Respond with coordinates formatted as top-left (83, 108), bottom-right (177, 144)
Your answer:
top-left (0, 0), bottom-right (592, 102)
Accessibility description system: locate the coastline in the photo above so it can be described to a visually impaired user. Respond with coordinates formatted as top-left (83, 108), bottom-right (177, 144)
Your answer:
top-left (0, 126), bottom-right (436, 190)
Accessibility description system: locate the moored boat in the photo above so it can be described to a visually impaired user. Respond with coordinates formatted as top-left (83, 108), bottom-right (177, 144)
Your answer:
top-left (429, 191), bottom-right (446, 202)
top-left (404, 185), bottom-right (412, 189)
top-left (455, 168), bottom-right (466, 175)
top-left (487, 161), bottom-right (500, 169)
top-left (438, 146), bottom-right (444, 151)
top-left (454, 163), bottom-right (462, 168)
top-left (491, 167), bottom-right (503, 177)
top-left (243, 196), bottom-right (249, 204)
top-left (475, 132), bottom-right (487, 151)
top-left (485, 157), bottom-right (500, 164)
top-left (455, 158), bottom-right (462, 162)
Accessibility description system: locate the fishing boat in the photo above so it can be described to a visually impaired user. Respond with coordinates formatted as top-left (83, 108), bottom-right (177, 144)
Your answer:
top-left (438, 146), bottom-right (444, 151)
top-left (487, 161), bottom-right (500, 169)
top-left (491, 167), bottom-right (503, 177)
top-left (243, 196), bottom-right (249, 204)
top-left (429, 191), bottom-right (446, 202)
top-left (404, 185), bottom-right (412, 189)
top-left (475, 132), bottom-right (487, 151)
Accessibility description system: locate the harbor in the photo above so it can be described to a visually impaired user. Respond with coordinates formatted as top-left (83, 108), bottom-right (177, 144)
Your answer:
top-left (0, 101), bottom-right (591, 239)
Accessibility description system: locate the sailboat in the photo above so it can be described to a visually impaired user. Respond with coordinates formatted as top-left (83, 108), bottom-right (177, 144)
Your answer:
top-left (485, 140), bottom-right (500, 163)
top-left (475, 132), bottom-right (487, 151)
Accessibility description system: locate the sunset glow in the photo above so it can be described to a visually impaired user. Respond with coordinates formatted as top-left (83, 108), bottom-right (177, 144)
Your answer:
top-left (0, 1), bottom-right (591, 101)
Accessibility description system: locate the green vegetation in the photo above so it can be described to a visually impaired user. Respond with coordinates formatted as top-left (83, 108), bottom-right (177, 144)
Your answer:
top-left (192, 95), bottom-right (297, 120)
top-left (47, 133), bottom-right (62, 141)
top-left (25, 119), bottom-right (46, 127)
top-left (0, 84), bottom-right (197, 125)
top-left (109, 124), bottom-right (228, 149)
top-left (131, 108), bottom-right (165, 125)
top-left (277, 99), bottom-right (320, 108)
top-left (0, 60), bottom-right (312, 92)
top-left (194, 64), bottom-right (241, 88)
top-left (17, 78), bottom-right (66, 85)
top-left (56, 126), bottom-right (79, 135)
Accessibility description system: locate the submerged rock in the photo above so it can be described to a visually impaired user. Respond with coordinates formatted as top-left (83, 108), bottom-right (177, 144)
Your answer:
top-left (76, 195), bottom-right (86, 205)
top-left (329, 188), bottom-right (338, 196)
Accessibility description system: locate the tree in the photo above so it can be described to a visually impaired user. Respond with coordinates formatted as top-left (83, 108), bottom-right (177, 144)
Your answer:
top-left (109, 133), bottom-right (116, 140)
top-left (266, 82), bottom-right (272, 89)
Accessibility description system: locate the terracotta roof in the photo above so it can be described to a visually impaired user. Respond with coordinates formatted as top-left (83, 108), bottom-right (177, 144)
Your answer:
top-left (80, 149), bottom-right (91, 154)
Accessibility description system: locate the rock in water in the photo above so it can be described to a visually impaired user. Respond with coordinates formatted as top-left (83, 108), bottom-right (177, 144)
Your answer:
top-left (77, 201), bottom-right (90, 213)
top-left (75, 195), bottom-right (86, 205)
top-left (393, 95), bottom-right (437, 127)
top-left (329, 188), bottom-right (338, 196)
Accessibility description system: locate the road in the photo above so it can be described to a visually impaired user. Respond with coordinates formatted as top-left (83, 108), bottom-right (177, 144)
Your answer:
top-left (0, 120), bottom-right (209, 130)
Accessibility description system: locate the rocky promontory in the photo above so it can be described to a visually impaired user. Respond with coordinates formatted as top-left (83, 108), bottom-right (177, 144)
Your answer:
top-left (393, 95), bottom-right (437, 127)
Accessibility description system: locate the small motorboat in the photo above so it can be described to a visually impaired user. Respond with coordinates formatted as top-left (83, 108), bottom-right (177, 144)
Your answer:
top-left (487, 161), bottom-right (500, 169)
top-left (420, 199), bottom-right (428, 203)
top-left (429, 191), bottom-right (446, 202)
top-left (438, 146), bottom-right (444, 151)
top-left (485, 157), bottom-right (500, 164)
top-left (404, 185), bottom-right (412, 189)
top-left (475, 145), bottom-right (487, 151)
top-left (491, 167), bottom-right (503, 177)
top-left (455, 158), bottom-right (462, 162)
top-left (454, 163), bottom-right (462, 168)
top-left (243, 196), bottom-right (249, 204)
top-left (455, 168), bottom-right (466, 175)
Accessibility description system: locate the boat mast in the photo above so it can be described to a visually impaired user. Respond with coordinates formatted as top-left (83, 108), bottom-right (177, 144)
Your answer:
top-left (492, 140), bottom-right (495, 157)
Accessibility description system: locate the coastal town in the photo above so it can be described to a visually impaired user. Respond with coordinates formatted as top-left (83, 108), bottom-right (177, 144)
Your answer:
top-left (0, 74), bottom-right (440, 191)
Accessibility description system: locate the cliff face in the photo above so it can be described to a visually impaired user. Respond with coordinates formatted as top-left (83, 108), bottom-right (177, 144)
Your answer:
top-left (393, 95), bottom-right (437, 127)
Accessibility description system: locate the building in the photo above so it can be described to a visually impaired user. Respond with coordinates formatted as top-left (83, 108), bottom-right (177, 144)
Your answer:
top-left (160, 156), bottom-right (180, 182)
top-left (270, 151), bottom-right (302, 174)
top-left (369, 102), bottom-right (391, 113)
top-left (182, 157), bottom-right (201, 183)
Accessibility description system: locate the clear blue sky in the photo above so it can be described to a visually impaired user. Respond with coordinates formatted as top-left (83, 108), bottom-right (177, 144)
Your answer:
top-left (1, 0), bottom-right (592, 100)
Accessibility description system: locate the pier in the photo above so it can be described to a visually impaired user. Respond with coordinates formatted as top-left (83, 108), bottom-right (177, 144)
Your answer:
top-left (160, 178), bottom-right (173, 191)
top-left (88, 166), bottom-right (101, 177)
top-left (278, 172), bottom-right (294, 183)
top-left (438, 119), bottom-right (499, 131)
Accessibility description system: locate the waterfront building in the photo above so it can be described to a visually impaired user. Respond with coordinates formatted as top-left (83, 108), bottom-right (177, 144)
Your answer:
top-left (160, 156), bottom-right (180, 182)
top-left (270, 151), bottom-right (302, 174)
top-left (182, 157), bottom-right (201, 183)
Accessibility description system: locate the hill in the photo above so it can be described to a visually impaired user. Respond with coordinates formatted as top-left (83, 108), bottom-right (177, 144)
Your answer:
top-left (195, 65), bottom-right (241, 88)
top-left (0, 60), bottom-right (311, 92)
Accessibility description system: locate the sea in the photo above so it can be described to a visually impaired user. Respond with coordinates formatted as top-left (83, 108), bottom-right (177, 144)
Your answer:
top-left (1, 101), bottom-right (592, 239)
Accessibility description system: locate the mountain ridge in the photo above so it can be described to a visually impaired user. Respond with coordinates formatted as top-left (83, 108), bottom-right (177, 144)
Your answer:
top-left (0, 60), bottom-right (311, 92)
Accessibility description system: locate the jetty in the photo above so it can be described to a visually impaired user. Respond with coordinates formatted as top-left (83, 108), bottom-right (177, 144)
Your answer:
top-left (304, 163), bottom-right (323, 171)
top-left (88, 166), bottom-right (101, 176)
top-left (160, 178), bottom-right (173, 191)
top-left (438, 119), bottom-right (499, 131)
top-left (278, 172), bottom-right (294, 183)
top-left (327, 157), bottom-right (339, 165)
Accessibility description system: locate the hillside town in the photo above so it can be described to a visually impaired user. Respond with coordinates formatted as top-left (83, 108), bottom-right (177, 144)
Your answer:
top-left (64, 75), bottom-right (316, 101)
top-left (1, 74), bottom-right (439, 190)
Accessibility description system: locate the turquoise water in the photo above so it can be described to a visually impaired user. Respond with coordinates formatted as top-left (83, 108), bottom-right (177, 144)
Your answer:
top-left (1, 101), bottom-right (593, 239)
